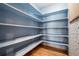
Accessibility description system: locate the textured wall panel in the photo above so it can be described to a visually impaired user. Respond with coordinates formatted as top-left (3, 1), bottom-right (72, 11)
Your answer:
top-left (69, 18), bottom-right (79, 55)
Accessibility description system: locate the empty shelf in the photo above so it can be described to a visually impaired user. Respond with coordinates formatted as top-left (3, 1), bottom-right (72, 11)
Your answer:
top-left (43, 17), bottom-right (68, 22)
top-left (15, 40), bottom-right (43, 56)
top-left (0, 23), bottom-right (68, 29)
top-left (43, 9), bottom-right (68, 17)
top-left (43, 26), bottom-right (68, 29)
top-left (0, 23), bottom-right (43, 29)
top-left (43, 34), bottom-right (68, 37)
top-left (43, 41), bottom-right (68, 46)
top-left (3, 3), bottom-right (43, 22)
top-left (0, 34), bottom-right (43, 48)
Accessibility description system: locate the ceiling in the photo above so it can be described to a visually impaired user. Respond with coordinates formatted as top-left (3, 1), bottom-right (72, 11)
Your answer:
top-left (30, 3), bottom-right (55, 12)
top-left (31, 3), bottom-right (54, 10)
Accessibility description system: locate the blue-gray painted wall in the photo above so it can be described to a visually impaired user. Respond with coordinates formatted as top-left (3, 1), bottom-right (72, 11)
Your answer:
top-left (43, 10), bottom-right (68, 50)
top-left (0, 3), bottom-right (42, 55)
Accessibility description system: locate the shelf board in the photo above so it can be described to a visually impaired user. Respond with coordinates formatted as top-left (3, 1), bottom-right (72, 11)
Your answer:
top-left (46, 40), bottom-right (68, 44)
top-left (0, 23), bottom-right (43, 29)
top-left (15, 40), bottom-right (43, 56)
top-left (43, 9), bottom-right (68, 17)
top-left (43, 34), bottom-right (68, 37)
top-left (43, 17), bottom-right (68, 22)
top-left (0, 23), bottom-right (68, 29)
top-left (0, 34), bottom-right (43, 48)
top-left (3, 3), bottom-right (43, 22)
top-left (43, 26), bottom-right (68, 29)
top-left (43, 41), bottom-right (68, 46)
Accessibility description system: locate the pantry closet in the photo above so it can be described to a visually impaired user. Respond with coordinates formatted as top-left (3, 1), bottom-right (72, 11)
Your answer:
top-left (0, 3), bottom-right (68, 56)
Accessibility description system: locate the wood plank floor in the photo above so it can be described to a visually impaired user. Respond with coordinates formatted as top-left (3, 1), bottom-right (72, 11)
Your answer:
top-left (24, 44), bottom-right (68, 56)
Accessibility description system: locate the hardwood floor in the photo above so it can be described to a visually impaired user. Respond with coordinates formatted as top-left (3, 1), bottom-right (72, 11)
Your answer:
top-left (24, 44), bottom-right (68, 56)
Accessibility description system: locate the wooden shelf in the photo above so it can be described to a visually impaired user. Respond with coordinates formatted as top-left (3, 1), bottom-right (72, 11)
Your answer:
top-left (15, 40), bottom-right (43, 56)
top-left (43, 41), bottom-right (68, 46)
top-left (0, 34), bottom-right (43, 48)
top-left (0, 23), bottom-right (43, 29)
top-left (3, 3), bottom-right (43, 22)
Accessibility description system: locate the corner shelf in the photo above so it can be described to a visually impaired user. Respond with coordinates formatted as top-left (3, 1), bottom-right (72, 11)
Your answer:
top-left (15, 40), bottom-right (43, 56)
top-left (0, 34), bottom-right (43, 48)
top-left (0, 23), bottom-right (68, 29)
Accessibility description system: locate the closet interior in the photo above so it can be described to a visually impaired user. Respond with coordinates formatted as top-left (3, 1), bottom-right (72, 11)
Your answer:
top-left (0, 3), bottom-right (69, 56)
